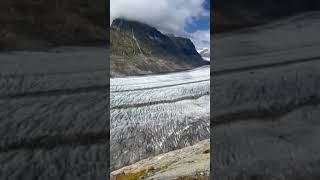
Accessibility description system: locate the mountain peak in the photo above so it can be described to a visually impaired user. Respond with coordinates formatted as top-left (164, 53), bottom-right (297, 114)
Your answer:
top-left (111, 18), bottom-right (159, 34)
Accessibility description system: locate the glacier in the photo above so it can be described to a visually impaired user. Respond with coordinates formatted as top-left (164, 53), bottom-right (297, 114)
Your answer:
top-left (110, 65), bottom-right (210, 170)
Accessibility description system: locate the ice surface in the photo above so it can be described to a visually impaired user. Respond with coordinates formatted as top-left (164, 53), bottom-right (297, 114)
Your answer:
top-left (110, 66), bottom-right (210, 170)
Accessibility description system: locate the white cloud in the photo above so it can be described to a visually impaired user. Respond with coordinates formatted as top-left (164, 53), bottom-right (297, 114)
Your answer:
top-left (189, 29), bottom-right (210, 50)
top-left (110, 0), bottom-right (209, 36)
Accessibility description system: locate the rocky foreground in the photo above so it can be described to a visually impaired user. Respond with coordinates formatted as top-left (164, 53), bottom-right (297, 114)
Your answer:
top-left (111, 139), bottom-right (210, 180)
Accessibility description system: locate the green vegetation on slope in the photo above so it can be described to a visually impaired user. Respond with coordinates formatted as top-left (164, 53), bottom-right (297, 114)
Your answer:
top-left (110, 31), bottom-right (151, 57)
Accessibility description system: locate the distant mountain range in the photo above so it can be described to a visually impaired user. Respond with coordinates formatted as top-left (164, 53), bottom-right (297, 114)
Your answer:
top-left (110, 19), bottom-right (209, 77)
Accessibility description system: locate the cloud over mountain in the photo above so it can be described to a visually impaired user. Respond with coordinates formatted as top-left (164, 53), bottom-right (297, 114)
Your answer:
top-left (110, 0), bottom-right (209, 37)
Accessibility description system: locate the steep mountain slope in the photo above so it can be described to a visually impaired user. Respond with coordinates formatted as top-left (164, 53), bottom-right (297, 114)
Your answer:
top-left (110, 19), bottom-right (209, 77)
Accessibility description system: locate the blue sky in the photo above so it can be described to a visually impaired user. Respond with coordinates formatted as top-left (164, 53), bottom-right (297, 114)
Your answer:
top-left (185, 0), bottom-right (210, 33)
top-left (183, 0), bottom-right (210, 50)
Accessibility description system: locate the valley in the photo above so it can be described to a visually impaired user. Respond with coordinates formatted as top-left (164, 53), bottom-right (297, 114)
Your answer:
top-left (113, 12), bottom-right (320, 180)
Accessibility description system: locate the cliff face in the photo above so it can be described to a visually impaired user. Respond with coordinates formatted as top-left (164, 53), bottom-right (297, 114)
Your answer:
top-left (110, 19), bottom-right (209, 77)
top-left (213, 0), bottom-right (320, 32)
top-left (0, 0), bottom-right (107, 50)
